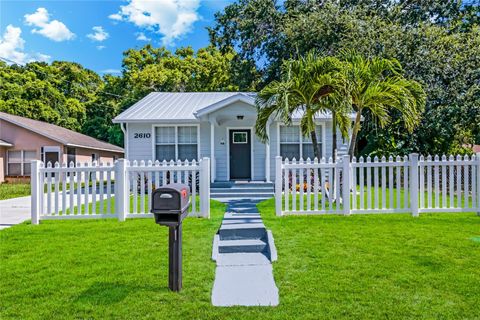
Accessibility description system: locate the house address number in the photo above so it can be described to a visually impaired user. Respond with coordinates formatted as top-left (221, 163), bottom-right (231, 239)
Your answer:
top-left (134, 133), bottom-right (151, 138)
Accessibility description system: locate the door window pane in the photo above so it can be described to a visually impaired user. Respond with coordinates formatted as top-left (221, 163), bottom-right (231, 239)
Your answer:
top-left (233, 132), bottom-right (248, 144)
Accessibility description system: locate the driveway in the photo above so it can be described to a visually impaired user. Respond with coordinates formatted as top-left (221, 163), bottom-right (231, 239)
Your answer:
top-left (0, 190), bottom-right (114, 230)
top-left (0, 196), bottom-right (31, 230)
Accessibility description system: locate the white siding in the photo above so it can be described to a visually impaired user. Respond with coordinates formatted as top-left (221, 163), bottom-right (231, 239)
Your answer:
top-left (127, 123), bottom-right (153, 161)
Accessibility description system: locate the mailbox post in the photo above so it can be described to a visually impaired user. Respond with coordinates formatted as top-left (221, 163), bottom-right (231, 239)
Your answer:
top-left (151, 183), bottom-right (191, 292)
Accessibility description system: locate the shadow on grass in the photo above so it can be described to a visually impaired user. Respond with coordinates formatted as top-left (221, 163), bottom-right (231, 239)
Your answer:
top-left (74, 282), bottom-right (168, 305)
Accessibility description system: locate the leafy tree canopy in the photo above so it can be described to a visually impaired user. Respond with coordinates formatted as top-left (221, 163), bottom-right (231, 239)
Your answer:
top-left (210, 0), bottom-right (480, 155)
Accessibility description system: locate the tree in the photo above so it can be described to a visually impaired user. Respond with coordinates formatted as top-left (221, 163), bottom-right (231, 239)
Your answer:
top-left (342, 52), bottom-right (426, 157)
top-left (210, 0), bottom-right (480, 155)
top-left (255, 51), bottom-right (350, 160)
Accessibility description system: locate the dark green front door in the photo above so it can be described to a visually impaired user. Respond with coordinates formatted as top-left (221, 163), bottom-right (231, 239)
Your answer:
top-left (229, 129), bottom-right (251, 180)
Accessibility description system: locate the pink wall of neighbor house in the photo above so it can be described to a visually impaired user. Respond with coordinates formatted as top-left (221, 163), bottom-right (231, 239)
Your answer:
top-left (0, 119), bottom-right (63, 159)
top-left (0, 119), bottom-right (123, 182)
top-left (62, 146), bottom-right (121, 165)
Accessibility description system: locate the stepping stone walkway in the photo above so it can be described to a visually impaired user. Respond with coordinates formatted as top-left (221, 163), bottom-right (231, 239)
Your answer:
top-left (211, 197), bottom-right (279, 307)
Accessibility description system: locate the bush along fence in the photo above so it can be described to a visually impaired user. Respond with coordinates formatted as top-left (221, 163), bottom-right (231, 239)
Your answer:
top-left (275, 153), bottom-right (480, 216)
top-left (30, 158), bottom-right (211, 224)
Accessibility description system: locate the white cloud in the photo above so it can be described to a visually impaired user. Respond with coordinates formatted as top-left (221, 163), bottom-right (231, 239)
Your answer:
top-left (24, 8), bottom-right (75, 42)
top-left (108, 13), bottom-right (123, 21)
top-left (109, 0), bottom-right (201, 45)
top-left (136, 32), bottom-right (151, 41)
top-left (0, 25), bottom-right (50, 64)
top-left (87, 26), bottom-right (109, 42)
top-left (101, 69), bottom-right (121, 74)
top-left (96, 45), bottom-right (106, 50)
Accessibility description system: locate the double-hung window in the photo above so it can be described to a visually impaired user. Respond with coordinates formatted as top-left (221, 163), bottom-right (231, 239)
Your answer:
top-left (155, 126), bottom-right (198, 161)
top-left (7, 150), bottom-right (36, 176)
top-left (279, 125), bottom-right (323, 160)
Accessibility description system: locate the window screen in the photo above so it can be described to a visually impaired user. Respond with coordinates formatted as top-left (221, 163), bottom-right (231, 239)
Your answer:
top-left (155, 126), bottom-right (198, 161)
top-left (279, 125), bottom-right (322, 160)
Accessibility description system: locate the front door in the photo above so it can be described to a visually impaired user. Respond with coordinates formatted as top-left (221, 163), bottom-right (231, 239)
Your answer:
top-left (229, 129), bottom-right (251, 180)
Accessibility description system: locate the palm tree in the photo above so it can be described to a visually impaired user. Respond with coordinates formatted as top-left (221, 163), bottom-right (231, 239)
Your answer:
top-left (342, 52), bottom-right (426, 157)
top-left (255, 51), bottom-right (350, 160)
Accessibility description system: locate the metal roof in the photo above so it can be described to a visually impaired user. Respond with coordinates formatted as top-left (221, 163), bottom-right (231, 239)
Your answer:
top-left (113, 91), bottom-right (354, 123)
top-left (0, 112), bottom-right (124, 153)
top-left (113, 92), bottom-right (257, 122)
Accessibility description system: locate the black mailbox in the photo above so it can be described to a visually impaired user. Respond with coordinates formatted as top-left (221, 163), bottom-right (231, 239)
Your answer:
top-left (151, 183), bottom-right (190, 227)
top-left (150, 183), bottom-right (191, 292)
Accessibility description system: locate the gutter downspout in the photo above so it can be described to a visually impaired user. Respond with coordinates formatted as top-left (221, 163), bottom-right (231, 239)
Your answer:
top-left (120, 122), bottom-right (128, 160)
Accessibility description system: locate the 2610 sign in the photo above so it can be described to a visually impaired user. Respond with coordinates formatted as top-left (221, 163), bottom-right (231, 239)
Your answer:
top-left (134, 133), bottom-right (151, 139)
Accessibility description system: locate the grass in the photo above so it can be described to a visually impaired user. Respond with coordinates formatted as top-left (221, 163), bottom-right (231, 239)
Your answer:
top-left (1, 198), bottom-right (479, 319)
top-left (0, 180), bottom-right (115, 201)
top-left (0, 182), bottom-right (31, 200)
top-left (284, 186), bottom-right (473, 211)
top-left (259, 198), bottom-right (480, 319)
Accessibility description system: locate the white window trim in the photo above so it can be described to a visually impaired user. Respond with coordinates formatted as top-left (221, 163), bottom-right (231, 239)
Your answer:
top-left (7, 150), bottom-right (36, 176)
top-left (151, 124), bottom-right (201, 162)
top-left (276, 122), bottom-right (326, 159)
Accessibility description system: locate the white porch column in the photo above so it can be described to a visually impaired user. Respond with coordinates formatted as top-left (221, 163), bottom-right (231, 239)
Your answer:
top-left (265, 121), bottom-right (271, 182)
top-left (210, 121), bottom-right (215, 183)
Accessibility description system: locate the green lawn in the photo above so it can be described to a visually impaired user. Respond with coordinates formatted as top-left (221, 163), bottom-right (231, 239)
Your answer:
top-left (1, 199), bottom-right (479, 319)
top-left (0, 182), bottom-right (31, 200)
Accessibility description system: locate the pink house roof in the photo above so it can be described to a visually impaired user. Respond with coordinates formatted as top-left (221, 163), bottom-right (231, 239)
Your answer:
top-left (0, 112), bottom-right (123, 153)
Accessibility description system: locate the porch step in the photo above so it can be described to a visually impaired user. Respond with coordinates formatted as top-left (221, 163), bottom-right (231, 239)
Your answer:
top-left (219, 223), bottom-right (266, 240)
top-left (211, 182), bottom-right (274, 189)
top-left (218, 239), bottom-right (268, 254)
top-left (211, 187), bottom-right (274, 194)
top-left (210, 192), bottom-right (274, 199)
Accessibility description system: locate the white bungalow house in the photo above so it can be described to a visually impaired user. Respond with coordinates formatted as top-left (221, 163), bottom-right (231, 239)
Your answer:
top-left (113, 92), bottom-right (351, 183)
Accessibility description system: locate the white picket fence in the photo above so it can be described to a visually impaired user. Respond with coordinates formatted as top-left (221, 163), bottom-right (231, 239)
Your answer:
top-left (275, 153), bottom-right (480, 216)
top-left (31, 158), bottom-right (210, 224)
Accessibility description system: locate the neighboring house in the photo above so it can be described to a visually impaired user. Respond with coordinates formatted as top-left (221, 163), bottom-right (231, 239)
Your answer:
top-left (0, 112), bottom-right (124, 183)
top-left (114, 92), bottom-right (352, 183)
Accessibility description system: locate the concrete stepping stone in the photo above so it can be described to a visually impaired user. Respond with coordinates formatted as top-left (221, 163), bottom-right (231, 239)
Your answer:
top-left (210, 188), bottom-right (279, 307)
top-left (212, 265), bottom-right (279, 307)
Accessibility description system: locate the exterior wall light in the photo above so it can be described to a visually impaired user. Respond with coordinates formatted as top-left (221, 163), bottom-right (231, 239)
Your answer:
top-left (237, 115), bottom-right (244, 120)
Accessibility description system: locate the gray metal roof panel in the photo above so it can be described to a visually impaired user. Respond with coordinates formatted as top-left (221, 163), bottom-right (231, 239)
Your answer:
top-left (114, 92), bottom-right (250, 122)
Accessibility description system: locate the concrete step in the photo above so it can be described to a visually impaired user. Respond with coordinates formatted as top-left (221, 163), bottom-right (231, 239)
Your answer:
top-left (210, 192), bottom-right (274, 198)
top-left (216, 252), bottom-right (271, 266)
top-left (219, 223), bottom-right (266, 240)
top-left (211, 182), bottom-right (274, 189)
top-left (211, 188), bottom-right (274, 194)
top-left (218, 239), bottom-right (268, 254)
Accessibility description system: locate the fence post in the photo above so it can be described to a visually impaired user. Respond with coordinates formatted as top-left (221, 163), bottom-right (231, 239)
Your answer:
top-left (115, 159), bottom-right (127, 221)
top-left (30, 160), bottom-right (41, 225)
top-left (275, 156), bottom-right (283, 216)
top-left (200, 157), bottom-right (210, 218)
top-left (342, 155), bottom-right (351, 215)
top-left (410, 153), bottom-right (419, 217)
top-left (477, 153), bottom-right (480, 216)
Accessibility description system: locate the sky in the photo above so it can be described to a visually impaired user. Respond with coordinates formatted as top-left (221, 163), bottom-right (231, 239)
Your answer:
top-left (0, 0), bottom-right (234, 75)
